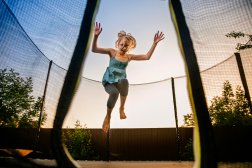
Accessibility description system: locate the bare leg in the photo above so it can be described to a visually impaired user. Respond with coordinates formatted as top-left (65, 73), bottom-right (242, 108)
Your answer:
top-left (119, 95), bottom-right (127, 119)
top-left (102, 108), bottom-right (112, 133)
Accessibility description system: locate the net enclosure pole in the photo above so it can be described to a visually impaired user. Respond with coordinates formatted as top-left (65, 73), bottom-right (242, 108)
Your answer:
top-left (171, 77), bottom-right (181, 160)
top-left (35, 60), bottom-right (53, 150)
top-left (169, 0), bottom-right (217, 167)
top-left (235, 52), bottom-right (252, 114)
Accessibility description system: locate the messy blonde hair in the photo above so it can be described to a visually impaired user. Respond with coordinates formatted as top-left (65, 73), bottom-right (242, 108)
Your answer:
top-left (115, 31), bottom-right (136, 50)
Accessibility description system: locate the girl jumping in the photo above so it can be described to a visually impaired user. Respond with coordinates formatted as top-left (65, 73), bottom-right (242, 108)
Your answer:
top-left (92, 22), bottom-right (164, 132)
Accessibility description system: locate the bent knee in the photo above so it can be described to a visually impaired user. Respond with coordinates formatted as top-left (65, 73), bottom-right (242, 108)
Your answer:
top-left (110, 89), bottom-right (119, 97)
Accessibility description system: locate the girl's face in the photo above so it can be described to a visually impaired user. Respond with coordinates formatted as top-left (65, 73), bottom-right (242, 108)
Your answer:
top-left (118, 37), bottom-right (130, 54)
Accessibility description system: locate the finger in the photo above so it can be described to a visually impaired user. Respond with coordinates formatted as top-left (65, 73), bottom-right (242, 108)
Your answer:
top-left (158, 31), bottom-right (163, 36)
top-left (160, 36), bottom-right (165, 41)
top-left (159, 32), bottom-right (164, 37)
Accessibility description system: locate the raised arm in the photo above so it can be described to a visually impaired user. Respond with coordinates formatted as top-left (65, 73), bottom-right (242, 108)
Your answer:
top-left (130, 31), bottom-right (164, 61)
top-left (92, 22), bottom-right (113, 55)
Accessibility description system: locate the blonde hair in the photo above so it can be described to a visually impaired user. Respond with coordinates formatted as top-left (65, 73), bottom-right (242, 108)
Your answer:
top-left (115, 31), bottom-right (136, 50)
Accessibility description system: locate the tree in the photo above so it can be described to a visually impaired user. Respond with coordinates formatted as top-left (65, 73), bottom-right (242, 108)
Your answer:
top-left (183, 81), bottom-right (252, 127)
top-left (0, 68), bottom-right (47, 128)
top-left (225, 31), bottom-right (252, 50)
top-left (183, 113), bottom-right (195, 127)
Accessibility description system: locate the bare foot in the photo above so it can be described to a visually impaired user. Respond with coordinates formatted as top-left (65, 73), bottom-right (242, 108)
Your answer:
top-left (102, 115), bottom-right (110, 133)
top-left (119, 108), bottom-right (127, 119)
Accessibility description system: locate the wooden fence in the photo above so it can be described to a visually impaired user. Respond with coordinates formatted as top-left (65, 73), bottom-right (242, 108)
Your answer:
top-left (0, 127), bottom-right (251, 161)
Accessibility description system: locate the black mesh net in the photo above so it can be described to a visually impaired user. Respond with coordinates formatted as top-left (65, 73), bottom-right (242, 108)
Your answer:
top-left (180, 0), bottom-right (252, 113)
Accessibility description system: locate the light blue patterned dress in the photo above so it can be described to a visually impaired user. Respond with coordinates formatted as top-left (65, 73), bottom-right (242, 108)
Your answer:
top-left (102, 57), bottom-right (128, 86)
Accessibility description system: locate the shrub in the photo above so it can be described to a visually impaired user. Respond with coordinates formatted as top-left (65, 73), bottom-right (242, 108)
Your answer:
top-left (63, 120), bottom-right (99, 160)
top-left (181, 138), bottom-right (194, 161)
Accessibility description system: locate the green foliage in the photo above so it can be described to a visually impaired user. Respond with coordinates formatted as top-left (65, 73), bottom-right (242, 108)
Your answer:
top-left (0, 68), bottom-right (47, 128)
top-left (183, 80), bottom-right (252, 127)
top-left (225, 31), bottom-right (252, 50)
top-left (225, 31), bottom-right (245, 39)
top-left (181, 138), bottom-right (194, 161)
top-left (183, 113), bottom-right (194, 127)
top-left (63, 120), bottom-right (99, 160)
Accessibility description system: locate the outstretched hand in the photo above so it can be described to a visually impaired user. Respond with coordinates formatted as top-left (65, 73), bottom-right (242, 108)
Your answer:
top-left (94, 22), bottom-right (102, 36)
top-left (154, 31), bottom-right (165, 44)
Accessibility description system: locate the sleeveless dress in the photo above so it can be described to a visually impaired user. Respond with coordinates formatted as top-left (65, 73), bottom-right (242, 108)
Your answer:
top-left (102, 57), bottom-right (128, 86)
